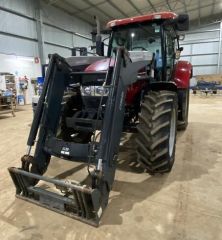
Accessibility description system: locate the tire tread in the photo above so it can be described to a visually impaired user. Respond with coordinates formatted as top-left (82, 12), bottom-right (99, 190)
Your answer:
top-left (136, 90), bottom-right (178, 174)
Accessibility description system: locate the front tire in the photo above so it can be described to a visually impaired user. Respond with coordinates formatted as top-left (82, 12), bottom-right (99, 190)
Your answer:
top-left (136, 91), bottom-right (178, 174)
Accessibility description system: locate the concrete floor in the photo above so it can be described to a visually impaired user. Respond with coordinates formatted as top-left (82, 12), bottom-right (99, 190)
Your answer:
top-left (1, 94), bottom-right (222, 240)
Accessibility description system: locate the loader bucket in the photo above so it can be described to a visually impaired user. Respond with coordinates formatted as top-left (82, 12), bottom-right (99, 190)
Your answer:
top-left (8, 167), bottom-right (102, 227)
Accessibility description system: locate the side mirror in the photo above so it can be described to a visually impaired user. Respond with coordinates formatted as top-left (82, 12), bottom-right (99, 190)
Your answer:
top-left (176, 14), bottom-right (189, 31)
top-left (148, 37), bottom-right (155, 44)
top-left (177, 34), bottom-right (185, 41)
top-left (96, 40), bottom-right (104, 56)
top-left (175, 50), bottom-right (181, 60)
top-left (175, 47), bottom-right (183, 60)
top-left (101, 29), bottom-right (112, 34)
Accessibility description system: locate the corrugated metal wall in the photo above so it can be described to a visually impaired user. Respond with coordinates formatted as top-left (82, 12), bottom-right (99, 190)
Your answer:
top-left (0, 0), bottom-right (221, 75)
top-left (0, 0), bottom-right (38, 57)
top-left (180, 22), bottom-right (222, 75)
top-left (0, 0), bottom-right (93, 59)
top-left (41, 2), bottom-right (93, 57)
top-left (0, 0), bottom-right (94, 104)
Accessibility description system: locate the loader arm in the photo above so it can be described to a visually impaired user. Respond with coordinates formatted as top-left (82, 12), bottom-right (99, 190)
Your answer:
top-left (8, 48), bottom-right (147, 226)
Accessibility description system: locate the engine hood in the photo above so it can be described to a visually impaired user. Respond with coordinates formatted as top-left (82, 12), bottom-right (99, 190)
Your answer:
top-left (84, 58), bottom-right (115, 72)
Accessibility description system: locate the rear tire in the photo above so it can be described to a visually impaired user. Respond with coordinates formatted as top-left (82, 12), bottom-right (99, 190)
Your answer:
top-left (136, 91), bottom-right (178, 174)
top-left (213, 89), bottom-right (217, 94)
top-left (177, 88), bottom-right (189, 130)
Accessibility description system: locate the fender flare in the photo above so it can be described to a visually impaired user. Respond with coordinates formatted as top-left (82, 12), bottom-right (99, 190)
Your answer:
top-left (174, 61), bottom-right (193, 89)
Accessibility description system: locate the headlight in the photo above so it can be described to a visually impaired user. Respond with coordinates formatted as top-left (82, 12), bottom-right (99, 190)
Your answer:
top-left (81, 86), bottom-right (109, 96)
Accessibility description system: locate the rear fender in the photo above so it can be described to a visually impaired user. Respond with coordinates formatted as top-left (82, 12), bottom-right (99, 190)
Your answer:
top-left (174, 61), bottom-right (192, 89)
top-left (126, 82), bottom-right (177, 106)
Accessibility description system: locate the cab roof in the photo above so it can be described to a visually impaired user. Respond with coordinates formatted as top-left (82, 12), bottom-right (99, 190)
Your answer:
top-left (107, 12), bottom-right (177, 28)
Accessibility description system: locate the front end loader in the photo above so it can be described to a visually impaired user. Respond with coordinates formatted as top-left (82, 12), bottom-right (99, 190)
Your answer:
top-left (8, 12), bottom-right (192, 226)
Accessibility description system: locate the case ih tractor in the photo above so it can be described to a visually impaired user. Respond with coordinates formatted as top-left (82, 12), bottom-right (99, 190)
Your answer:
top-left (9, 12), bottom-right (192, 226)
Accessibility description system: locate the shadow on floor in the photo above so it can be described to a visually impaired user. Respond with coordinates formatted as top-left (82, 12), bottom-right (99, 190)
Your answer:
top-left (1, 121), bottom-right (221, 232)
top-left (101, 122), bottom-right (221, 225)
top-left (0, 106), bottom-right (27, 119)
top-left (0, 115), bottom-right (13, 120)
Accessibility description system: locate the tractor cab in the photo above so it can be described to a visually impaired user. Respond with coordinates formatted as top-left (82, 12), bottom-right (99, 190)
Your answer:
top-left (85, 12), bottom-right (190, 115)
top-left (106, 12), bottom-right (189, 82)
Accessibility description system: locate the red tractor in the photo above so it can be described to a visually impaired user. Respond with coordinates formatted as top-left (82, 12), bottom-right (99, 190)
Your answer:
top-left (9, 12), bottom-right (192, 226)
top-left (87, 12), bottom-right (192, 172)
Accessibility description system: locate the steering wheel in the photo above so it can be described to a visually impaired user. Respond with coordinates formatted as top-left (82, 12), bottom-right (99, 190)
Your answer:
top-left (132, 46), bottom-right (147, 51)
top-left (116, 37), bottom-right (125, 46)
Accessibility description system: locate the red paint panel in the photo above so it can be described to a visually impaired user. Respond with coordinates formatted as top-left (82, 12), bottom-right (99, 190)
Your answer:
top-left (85, 58), bottom-right (146, 106)
top-left (173, 61), bottom-right (192, 89)
top-left (84, 58), bottom-right (115, 72)
top-left (125, 80), bottom-right (147, 105)
top-left (107, 12), bottom-right (177, 28)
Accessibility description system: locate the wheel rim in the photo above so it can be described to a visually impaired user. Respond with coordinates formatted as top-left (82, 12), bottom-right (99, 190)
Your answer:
top-left (169, 107), bottom-right (176, 157)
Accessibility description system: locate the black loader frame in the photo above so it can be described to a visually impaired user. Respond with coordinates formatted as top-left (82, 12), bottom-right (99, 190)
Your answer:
top-left (8, 48), bottom-right (147, 226)
top-left (8, 12), bottom-right (191, 226)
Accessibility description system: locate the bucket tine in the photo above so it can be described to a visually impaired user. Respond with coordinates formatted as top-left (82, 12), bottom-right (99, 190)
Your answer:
top-left (8, 167), bottom-right (101, 227)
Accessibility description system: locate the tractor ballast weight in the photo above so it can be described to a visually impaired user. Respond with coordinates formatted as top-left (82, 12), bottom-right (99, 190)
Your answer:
top-left (9, 12), bottom-right (192, 226)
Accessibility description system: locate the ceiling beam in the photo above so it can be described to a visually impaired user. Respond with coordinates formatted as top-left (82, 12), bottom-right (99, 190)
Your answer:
top-left (198, 0), bottom-right (201, 25)
top-left (127, 0), bottom-right (143, 15)
top-left (211, 0), bottom-right (216, 15)
top-left (172, 1), bottom-right (179, 10)
top-left (56, 0), bottom-right (94, 25)
top-left (181, 0), bottom-right (188, 13)
top-left (189, 12), bottom-right (222, 28)
top-left (172, 1), bottom-right (219, 19)
top-left (71, 1), bottom-right (107, 14)
top-left (46, 0), bottom-right (59, 5)
top-left (166, 0), bottom-right (172, 11)
top-left (146, 0), bottom-right (157, 12)
top-left (107, 0), bottom-right (129, 17)
top-left (83, 0), bottom-right (113, 19)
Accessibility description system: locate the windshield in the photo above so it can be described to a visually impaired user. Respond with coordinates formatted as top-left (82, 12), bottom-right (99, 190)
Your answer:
top-left (109, 23), bottom-right (162, 55)
top-left (109, 23), bottom-right (163, 80)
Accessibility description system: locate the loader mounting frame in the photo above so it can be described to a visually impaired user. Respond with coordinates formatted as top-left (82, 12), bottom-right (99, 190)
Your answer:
top-left (8, 48), bottom-right (147, 226)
